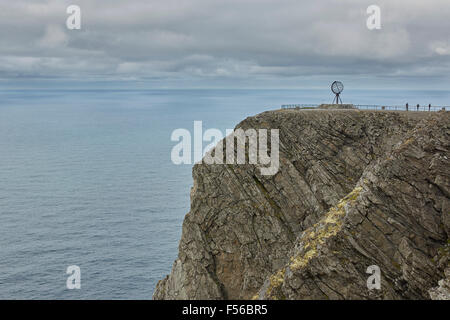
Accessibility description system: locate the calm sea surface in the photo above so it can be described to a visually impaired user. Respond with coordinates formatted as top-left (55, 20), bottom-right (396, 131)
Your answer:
top-left (0, 88), bottom-right (449, 299)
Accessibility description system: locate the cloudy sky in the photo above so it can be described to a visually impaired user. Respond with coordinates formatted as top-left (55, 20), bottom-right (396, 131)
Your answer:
top-left (0, 0), bottom-right (449, 89)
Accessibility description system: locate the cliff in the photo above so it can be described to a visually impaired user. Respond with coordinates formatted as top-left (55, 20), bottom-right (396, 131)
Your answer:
top-left (153, 108), bottom-right (449, 300)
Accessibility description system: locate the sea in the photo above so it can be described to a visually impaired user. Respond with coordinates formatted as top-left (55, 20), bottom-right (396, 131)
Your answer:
top-left (0, 88), bottom-right (449, 299)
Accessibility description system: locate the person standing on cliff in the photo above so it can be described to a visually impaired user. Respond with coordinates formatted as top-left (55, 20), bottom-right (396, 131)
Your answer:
top-left (417, 104), bottom-right (420, 111)
top-left (406, 103), bottom-right (408, 111)
top-left (429, 104), bottom-right (431, 111)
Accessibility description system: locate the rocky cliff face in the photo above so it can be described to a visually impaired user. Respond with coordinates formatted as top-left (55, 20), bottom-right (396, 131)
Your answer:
top-left (153, 109), bottom-right (449, 300)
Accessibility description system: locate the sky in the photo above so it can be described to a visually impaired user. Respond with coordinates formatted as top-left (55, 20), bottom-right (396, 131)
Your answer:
top-left (0, 0), bottom-right (449, 89)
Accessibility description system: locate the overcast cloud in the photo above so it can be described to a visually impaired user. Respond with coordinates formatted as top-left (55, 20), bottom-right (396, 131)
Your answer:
top-left (0, 0), bottom-right (449, 88)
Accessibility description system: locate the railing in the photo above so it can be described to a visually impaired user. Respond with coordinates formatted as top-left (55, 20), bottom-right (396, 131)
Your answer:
top-left (281, 104), bottom-right (448, 112)
top-left (355, 105), bottom-right (446, 112)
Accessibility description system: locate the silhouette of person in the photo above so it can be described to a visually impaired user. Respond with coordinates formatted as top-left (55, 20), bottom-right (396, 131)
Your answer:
top-left (429, 104), bottom-right (431, 111)
top-left (417, 104), bottom-right (419, 111)
top-left (406, 103), bottom-right (408, 111)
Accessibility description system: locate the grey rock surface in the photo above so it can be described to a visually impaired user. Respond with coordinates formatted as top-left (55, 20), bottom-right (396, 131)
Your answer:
top-left (429, 267), bottom-right (450, 300)
top-left (153, 109), bottom-right (449, 300)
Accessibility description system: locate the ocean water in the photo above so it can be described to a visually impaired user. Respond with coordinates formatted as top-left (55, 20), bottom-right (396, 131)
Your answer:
top-left (0, 88), bottom-right (449, 299)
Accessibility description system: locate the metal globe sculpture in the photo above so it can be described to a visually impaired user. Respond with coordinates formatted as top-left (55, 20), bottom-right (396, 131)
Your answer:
top-left (331, 81), bottom-right (344, 104)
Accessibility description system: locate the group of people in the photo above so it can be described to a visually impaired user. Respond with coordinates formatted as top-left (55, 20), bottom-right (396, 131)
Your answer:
top-left (405, 103), bottom-right (432, 111)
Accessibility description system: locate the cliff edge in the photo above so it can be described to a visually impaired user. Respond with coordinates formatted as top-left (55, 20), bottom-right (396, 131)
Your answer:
top-left (154, 109), bottom-right (449, 300)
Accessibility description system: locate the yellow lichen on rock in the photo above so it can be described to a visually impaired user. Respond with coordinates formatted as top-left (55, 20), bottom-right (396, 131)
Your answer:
top-left (290, 249), bottom-right (317, 270)
top-left (259, 186), bottom-right (363, 299)
top-left (289, 186), bottom-right (362, 272)
top-left (266, 268), bottom-right (286, 299)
